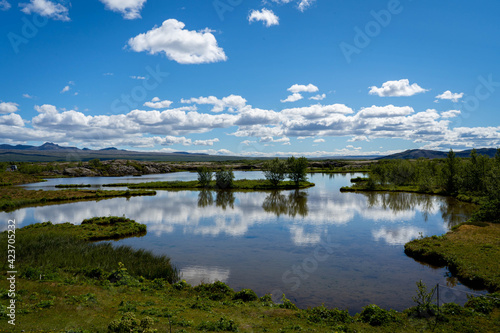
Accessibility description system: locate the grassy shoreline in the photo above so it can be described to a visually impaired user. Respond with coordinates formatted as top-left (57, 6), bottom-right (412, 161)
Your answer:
top-left (0, 187), bottom-right (156, 212)
top-left (104, 179), bottom-right (316, 190)
top-left (405, 223), bottom-right (500, 292)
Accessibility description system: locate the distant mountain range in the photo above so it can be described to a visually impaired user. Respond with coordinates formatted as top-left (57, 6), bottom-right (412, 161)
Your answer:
top-left (0, 142), bottom-right (120, 152)
top-left (377, 148), bottom-right (498, 160)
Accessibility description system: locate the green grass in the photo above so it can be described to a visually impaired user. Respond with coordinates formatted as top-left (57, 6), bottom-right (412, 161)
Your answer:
top-left (20, 216), bottom-right (147, 241)
top-left (0, 221), bottom-right (178, 283)
top-left (0, 187), bottom-right (156, 212)
top-left (405, 223), bottom-right (500, 292)
top-left (103, 179), bottom-right (316, 190)
top-left (55, 184), bottom-right (92, 188)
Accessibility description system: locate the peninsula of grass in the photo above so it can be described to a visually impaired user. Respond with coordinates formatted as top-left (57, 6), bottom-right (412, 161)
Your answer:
top-left (55, 184), bottom-right (92, 188)
top-left (21, 216), bottom-right (147, 241)
top-left (405, 223), bottom-right (500, 292)
top-left (340, 184), bottom-right (447, 195)
top-left (103, 179), bottom-right (315, 190)
top-left (0, 187), bottom-right (156, 212)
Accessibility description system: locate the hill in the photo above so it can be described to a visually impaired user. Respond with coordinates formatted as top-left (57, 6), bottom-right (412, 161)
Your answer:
top-left (378, 148), bottom-right (498, 160)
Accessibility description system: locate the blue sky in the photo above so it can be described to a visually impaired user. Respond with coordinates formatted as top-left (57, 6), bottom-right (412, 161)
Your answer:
top-left (1, 0), bottom-right (499, 157)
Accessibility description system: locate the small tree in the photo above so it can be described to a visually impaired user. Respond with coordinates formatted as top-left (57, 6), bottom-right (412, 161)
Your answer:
top-left (443, 149), bottom-right (457, 194)
top-left (287, 156), bottom-right (308, 186)
top-left (263, 158), bottom-right (286, 186)
top-left (197, 167), bottom-right (213, 188)
top-left (215, 169), bottom-right (234, 189)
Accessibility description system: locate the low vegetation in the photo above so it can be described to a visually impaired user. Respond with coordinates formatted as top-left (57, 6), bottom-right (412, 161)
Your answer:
top-left (405, 223), bottom-right (500, 292)
top-left (0, 187), bottom-right (156, 212)
top-left (104, 179), bottom-right (315, 190)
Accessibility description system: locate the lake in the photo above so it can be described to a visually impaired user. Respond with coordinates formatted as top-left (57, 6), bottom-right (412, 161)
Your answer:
top-left (1, 172), bottom-right (482, 313)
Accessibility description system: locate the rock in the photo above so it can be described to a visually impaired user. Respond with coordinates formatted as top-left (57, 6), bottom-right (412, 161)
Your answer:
top-left (63, 167), bottom-right (99, 177)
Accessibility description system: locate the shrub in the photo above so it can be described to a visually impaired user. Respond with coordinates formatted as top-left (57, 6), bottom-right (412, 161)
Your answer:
top-left (307, 305), bottom-right (351, 324)
top-left (233, 289), bottom-right (258, 302)
top-left (215, 169), bottom-right (234, 189)
top-left (197, 317), bottom-right (238, 332)
top-left (197, 167), bottom-right (213, 187)
top-left (464, 294), bottom-right (500, 315)
top-left (194, 281), bottom-right (233, 300)
top-left (108, 312), bottom-right (156, 333)
top-left (359, 304), bottom-right (398, 326)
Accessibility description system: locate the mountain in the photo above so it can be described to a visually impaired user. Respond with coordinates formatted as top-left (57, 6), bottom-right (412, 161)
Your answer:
top-left (0, 144), bottom-right (36, 150)
top-left (100, 147), bottom-right (119, 151)
top-left (378, 148), bottom-right (498, 160)
top-left (37, 142), bottom-right (80, 151)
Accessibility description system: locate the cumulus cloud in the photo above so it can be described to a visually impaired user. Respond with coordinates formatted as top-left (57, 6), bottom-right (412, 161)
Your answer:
top-left (60, 85), bottom-right (70, 93)
top-left (288, 83), bottom-right (319, 93)
top-left (0, 102), bottom-right (19, 114)
top-left (441, 110), bottom-right (461, 119)
top-left (369, 79), bottom-right (428, 97)
top-left (435, 90), bottom-right (464, 103)
top-left (269, 0), bottom-right (315, 12)
top-left (20, 0), bottom-right (70, 21)
top-left (181, 94), bottom-right (247, 112)
top-left (313, 138), bottom-right (325, 143)
top-left (22, 94), bottom-right (34, 99)
top-left (0, 0), bottom-right (10, 11)
top-left (0, 114), bottom-right (24, 126)
top-left (127, 19), bottom-right (227, 64)
top-left (99, 0), bottom-right (147, 20)
top-left (144, 97), bottom-right (173, 109)
top-left (248, 8), bottom-right (279, 27)
top-left (281, 93), bottom-right (303, 103)
top-left (309, 94), bottom-right (326, 101)
top-left (357, 105), bottom-right (414, 118)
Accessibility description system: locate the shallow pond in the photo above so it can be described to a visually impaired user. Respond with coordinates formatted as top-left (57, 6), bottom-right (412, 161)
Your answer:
top-left (2, 172), bottom-right (482, 313)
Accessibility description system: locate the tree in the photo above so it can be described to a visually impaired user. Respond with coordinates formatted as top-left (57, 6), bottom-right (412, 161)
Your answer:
top-left (443, 149), bottom-right (457, 193)
top-left (287, 156), bottom-right (308, 186)
top-left (197, 167), bottom-right (213, 188)
top-left (215, 169), bottom-right (234, 189)
top-left (263, 158), bottom-right (286, 186)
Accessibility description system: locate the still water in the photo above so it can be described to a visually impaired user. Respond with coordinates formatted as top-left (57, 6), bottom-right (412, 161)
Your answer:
top-left (2, 172), bottom-right (480, 313)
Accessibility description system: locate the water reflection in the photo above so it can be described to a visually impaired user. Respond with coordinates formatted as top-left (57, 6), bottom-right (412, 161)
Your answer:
top-left (372, 226), bottom-right (424, 245)
top-left (180, 266), bottom-right (230, 285)
top-left (361, 192), bottom-right (475, 228)
top-left (262, 190), bottom-right (308, 218)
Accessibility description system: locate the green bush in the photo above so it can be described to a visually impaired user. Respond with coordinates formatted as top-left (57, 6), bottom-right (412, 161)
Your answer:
top-left (307, 305), bottom-right (351, 324)
top-left (194, 281), bottom-right (233, 300)
top-left (359, 304), bottom-right (398, 326)
top-left (464, 294), bottom-right (500, 314)
top-left (233, 289), bottom-right (258, 302)
top-left (108, 312), bottom-right (156, 333)
top-left (197, 167), bottom-right (213, 187)
top-left (263, 158), bottom-right (286, 186)
top-left (215, 169), bottom-right (234, 189)
top-left (197, 317), bottom-right (238, 332)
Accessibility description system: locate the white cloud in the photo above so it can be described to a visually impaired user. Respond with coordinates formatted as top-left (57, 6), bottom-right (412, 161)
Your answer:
top-left (130, 75), bottom-right (146, 80)
top-left (127, 19), bottom-right (227, 64)
top-left (441, 110), bottom-right (461, 119)
top-left (297, 0), bottom-right (315, 11)
top-left (181, 94), bottom-right (247, 112)
top-left (194, 138), bottom-right (220, 146)
top-left (313, 138), bottom-right (325, 143)
top-left (357, 105), bottom-right (414, 118)
top-left (0, 102), bottom-right (19, 114)
top-left (144, 97), bottom-right (173, 109)
top-left (435, 90), bottom-right (464, 103)
top-left (348, 135), bottom-right (369, 142)
top-left (20, 0), bottom-right (70, 21)
top-left (22, 94), bottom-right (34, 99)
top-left (0, 0), bottom-right (11, 11)
top-left (288, 83), bottom-right (319, 93)
top-left (309, 94), bottom-right (326, 101)
top-left (369, 79), bottom-right (428, 97)
top-left (60, 85), bottom-right (70, 93)
top-left (248, 8), bottom-right (279, 27)
top-left (281, 93), bottom-right (303, 103)
top-left (0, 114), bottom-right (24, 126)
top-left (99, 0), bottom-right (147, 20)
